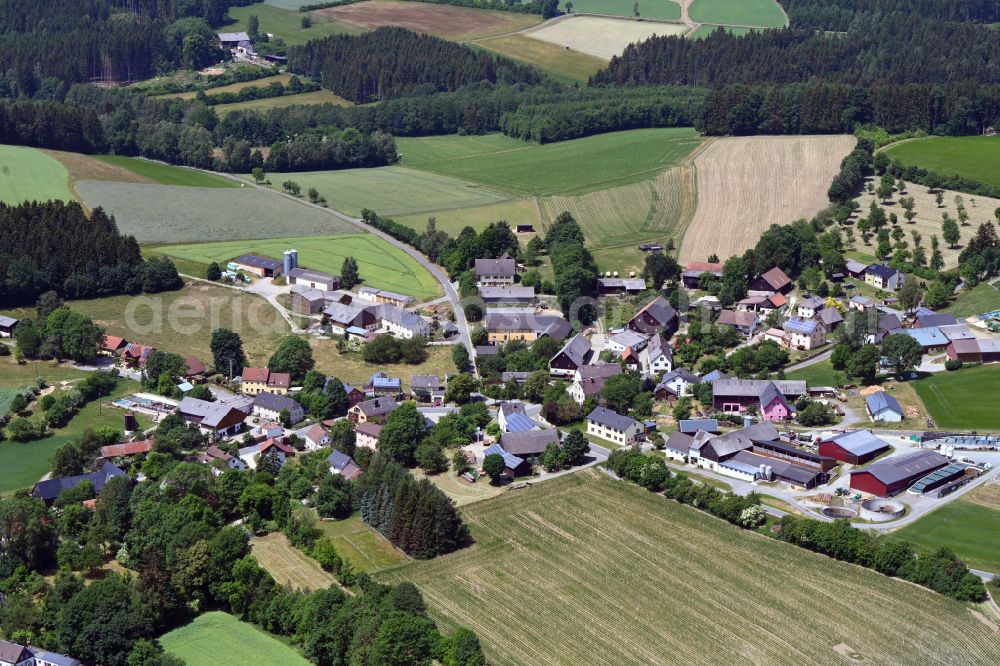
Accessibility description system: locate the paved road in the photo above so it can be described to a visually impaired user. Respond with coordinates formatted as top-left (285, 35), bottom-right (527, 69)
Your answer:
top-left (784, 347), bottom-right (834, 373)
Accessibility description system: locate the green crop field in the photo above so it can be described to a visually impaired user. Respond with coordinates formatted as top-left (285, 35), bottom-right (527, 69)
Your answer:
top-left (75, 181), bottom-right (356, 243)
top-left (884, 136), bottom-right (1000, 187)
top-left (396, 128), bottom-right (703, 196)
top-left (242, 166), bottom-right (514, 218)
top-left (689, 0), bottom-right (787, 27)
top-left (892, 483), bottom-right (1000, 572)
top-left (558, 0), bottom-right (680, 20)
top-left (688, 24), bottom-right (754, 39)
top-left (92, 156), bottom-right (237, 188)
top-left (227, 4), bottom-right (363, 46)
top-left (394, 199), bottom-right (539, 236)
top-left (156, 234), bottom-right (441, 300)
top-left (382, 471), bottom-right (1000, 665)
top-left (0, 145), bottom-right (74, 204)
top-left (315, 513), bottom-right (409, 572)
top-left (161, 612), bottom-right (310, 666)
top-left (946, 281), bottom-right (1000, 318)
top-left (913, 365), bottom-right (1000, 431)
top-left (213, 89), bottom-right (353, 114)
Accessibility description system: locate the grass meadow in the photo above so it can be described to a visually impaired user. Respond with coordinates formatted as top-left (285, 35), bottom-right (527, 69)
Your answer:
top-left (892, 482), bottom-right (1000, 572)
top-left (310, 343), bottom-right (454, 389)
top-left (946, 281), bottom-right (1000, 318)
top-left (688, 0), bottom-right (788, 27)
top-left (913, 365), bottom-right (1000, 431)
top-left (226, 3), bottom-right (362, 45)
top-left (786, 359), bottom-right (840, 387)
top-left (242, 166), bottom-right (513, 218)
top-left (75, 181), bottom-right (355, 243)
top-left (397, 128), bottom-right (703, 196)
top-left (160, 612), bottom-right (310, 666)
top-left (155, 234), bottom-right (441, 299)
top-left (212, 89), bottom-right (353, 114)
top-left (92, 156), bottom-right (237, 187)
top-left (382, 471), bottom-right (1000, 665)
top-left (885, 136), bottom-right (1000, 188)
top-left (394, 199), bottom-right (540, 236)
top-left (0, 145), bottom-right (74, 204)
top-left (314, 512), bottom-right (409, 572)
top-left (558, 0), bottom-right (680, 20)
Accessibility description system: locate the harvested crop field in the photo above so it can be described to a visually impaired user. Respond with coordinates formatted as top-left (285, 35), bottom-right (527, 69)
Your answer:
top-left (679, 135), bottom-right (854, 263)
top-left (318, 0), bottom-right (542, 40)
top-left (91, 156), bottom-right (237, 187)
top-left (559, 0), bottom-right (681, 21)
top-left (251, 532), bottom-right (338, 590)
top-left (45, 149), bottom-right (151, 188)
top-left (853, 178), bottom-right (999, 270)
top-left (474, 33), bottom-right (607, 82)
top-left (75, 181), bottom-right (355, 243)
top-left (0, 144), bottom-right (74, 204)
top-left (527, 16), bottom-right (687, 60)
top-left (382, 471), bottom-right (1000, 666)
top-left (212, 89), bottom-right (353, 114)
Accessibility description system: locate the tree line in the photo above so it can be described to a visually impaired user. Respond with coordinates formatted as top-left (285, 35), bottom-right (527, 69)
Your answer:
top-left (288, 27), bottom-right (542, 104)
top-left (782, 0), bottom-right (1000, 32)
top-left (0, 201), bottom-right (181, 307)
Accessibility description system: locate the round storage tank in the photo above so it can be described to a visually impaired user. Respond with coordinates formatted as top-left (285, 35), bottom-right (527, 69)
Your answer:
top-left (860, 498), bottom-right (905, 522)
top-left (821, 506), bottom-right (857, 519)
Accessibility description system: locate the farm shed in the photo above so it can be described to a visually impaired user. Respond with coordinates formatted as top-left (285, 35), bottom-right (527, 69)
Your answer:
top-left (233, 254), bottom-right (282, 278)
top-left (865, 392), bottom-right (903, 422)
top-left (817, 430), bottom-right (891, 465)
top-left (287, 267), bottom-right (340, 291)
top-left (850, 450), bottom-right (950, 497)
top-left (0, 315), bottom-right (18, 337)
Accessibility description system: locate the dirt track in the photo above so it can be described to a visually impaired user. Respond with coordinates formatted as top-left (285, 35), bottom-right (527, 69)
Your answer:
top-left (679, 135), bottom-right (855, 263)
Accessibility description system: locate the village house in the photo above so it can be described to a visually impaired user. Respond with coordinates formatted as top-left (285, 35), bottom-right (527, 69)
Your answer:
top-left (663, 431), bottom-right (695, 461)
top-left (372, 303), bottom-right (430, 339)
top-left (485, 311), bottom-right (571, 343)
top-left (30, 462), bottom-right (126, 505)
top-left (796, 295), bottom-right (826, 319)
top-left (233, 254), bottom-right (282, 278)
top-left (365, 371), bottom-right (401, 397)
top-left (483, 443), bottom-right (532, 477)
top-left (817, 430), bottom-right (891, 465)
top-left (197, 445), bottom-right (247, 473)
top-left (296, 423), bottom-right (331, 450)
top-left (717, 309), bottom-right (760, 337)
top-left (239, 438), bottom-right (295, 470)
top-left (914, 313), bottom-right (958, 329)
top-left (568, 376), bottom-right (608, 405)
top-left (549, 334), bottom-right (594, 377)
top-left (323, 378), bottom-right (366, 407)
top-left (748, 267), bottom-right (792, 296)
top-left (355, 421), bottom-right (382, 449)
top-left (904, 327), bottom-right (949, 354)
top-left (864, 264), bottom-right (904, 291)
top-left (478, 285), bottom-right (536, 307)
top-left (654, 368), bottom-right (701, 400)
top-left (639, 333), bottom-right (673, 375)
top-left (849, 295), bottom-right (877, 313)
top-left (323, 301), bottom-right (378, 337)
top-left (475, 255), bottom-right (517, 286)
top-left (711, 378), bottom-right (806, 419)
top-left (178, 397), bottom-right (246, 438)
top-left (815, 306), bottom-right (844, 331)
top-left (0, 641), bottom-right (81, 666)
top-left (286, 267), bottom-right (340, 291)
top-left (0, 315), bottom-right (16, 338)
top-left (783, 318), bottom-right (827, 350)
top-left (497, 402), bottom-right (538, 433)
top-left (349, 396), bottom-right (398, 424)
top-left (681, 261), bottom-right (723, 289)
top-left (253, 392), bottom-right (304, 425)
top-left (240, 367), bottom-right (291, 396)
top-left (328, 449), bottom-right (362, 480)
top-left (120, 343), bottom-right (154, 368)
top-left (628, 296), bottom-right (679, 337)
top-left (99, 334), bottom-right (127, 356)
top-left (865, 391), bottom-right (903, 422)
top-left (736, 293), bottom-right (786, 314)
top-left (411, 374), bottom-right (445, 402)
top-left (183, 356), bottom-right (207, 382)
top-left (499, 428), bottom-right (560, 458)
top-left (604, 330), bottom-right (650, 355)
top-left (845, 259), bottom-right (869, 280)
top-left (587, 407), bottom-right (643, 445)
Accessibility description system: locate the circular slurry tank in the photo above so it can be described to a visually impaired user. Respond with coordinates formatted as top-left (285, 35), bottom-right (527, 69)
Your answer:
top-left (821, 506), bottom-right (857, 519)
top-left (860, 499), bottom-right (905, 522)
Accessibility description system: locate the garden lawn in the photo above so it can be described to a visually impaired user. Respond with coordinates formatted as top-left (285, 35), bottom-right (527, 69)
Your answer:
top-left (212, 89), bottom-right (353, 114)
top-left (945, 281), bottom-right (1000, 319)
top-left (91, 156), bottom-right (237, 187)
top-left (913, 365), bottom-right (1000, 431)
top-left (786, 359), bottom-right (839, 387)
top-left (160, 612), bottom-right (310, 666)
top-left (0, 144), bottom-right (74, 204)
top-left (75, 181), bottom-right (356, 243)
top-left (311, 343), bottom-right (454, 389)
top-left (0, 378), bottom-right (146, 495)
top-left (242, 166), bottom-right (514, 218)
top-left (558, 0), bottom-right (680, 20)
top-left (381, 470), bottom-right (1000, 666)
top-left (314, 513), bottom-right (408, 572)
top-left (156, 234), bottom-right (440, 300)
top-left (396, 128), bottom-right (703, 196)
top-left (688, 0), bottom-right (787, 27)
top-left (891, 483), bottom-right (1000, 572)
top-left (884, 136), bottom-right (1000, 188)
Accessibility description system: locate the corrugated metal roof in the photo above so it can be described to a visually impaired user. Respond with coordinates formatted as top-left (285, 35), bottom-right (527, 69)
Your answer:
top-left (824, 430), bottom-right (890, 456)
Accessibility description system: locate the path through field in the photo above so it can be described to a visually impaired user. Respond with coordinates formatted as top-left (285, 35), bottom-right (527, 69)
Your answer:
top-left (680, 135), bottom-right (855, 263)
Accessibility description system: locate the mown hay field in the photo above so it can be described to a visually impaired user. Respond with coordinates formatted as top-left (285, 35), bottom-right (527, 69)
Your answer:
top-left (317, 0), bottom-right (542, 41)
top-left (884, 135), bottom-right (1000, 188)
top-left (212, 89), bottom-right (353, 115)
top-left (892, 481), bottom-right (1000, 572)
top-left (310, 344), bottom-right (455, 392)
top-left (689, 0), bottom-right (787, 27)
top-left (93, 156), bottom-right (237, 187)
top-left (679, 135), bottom-right (854, 263)
top-left (913, 364), bottom-right (1000, 431)
top-left (156, 234), bottom-right (441, 300)
top-left (0, 144), bottom-right (74, 204)
top-left (946, 281), bottom-right (1000, 319)
top-left (528, 16), bottom-right (687, 60)
top-left (161, 612), bottom-right (310, 666)
top-left (558, 0), bottom-right (680, 20)
top-left (853, 178), bottom-right (998, 270)
top-left (397, 128), bottom-right (703, 196)
top-left (243, 165), bottom-right (513, 218)
top-left (382, 471), bottom-right (1000, 666)
top-left (473, 33), bottom-right (608, 82)
top-left (251, 532), bottom-right (338, 590)
top-left (394, 199), bottom-right (540, 236)
top-left (75, 181), bottom-right (355, 243)
top-left (314, 513), bottom-right (409, 572)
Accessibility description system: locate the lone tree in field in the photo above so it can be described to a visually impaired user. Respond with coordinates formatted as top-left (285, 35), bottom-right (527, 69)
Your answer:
top-left (206, 262), bottom-right (221, 281)
top-left (282, 180), bottom-right (301, 196)
top-left (251, 167), bottom-right (265, 184)
top-left (340, 256), bottom-right (359, 288)
top-left (308, 187), bottom-right (319, 204)
top-left (942, 216), bottom-right (961, 248)
top-left (935, 190), bottom-right (944, 207)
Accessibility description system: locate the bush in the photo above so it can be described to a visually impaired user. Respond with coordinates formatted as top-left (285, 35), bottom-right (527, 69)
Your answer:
top-left (944, 358), bottom-right (963, 371)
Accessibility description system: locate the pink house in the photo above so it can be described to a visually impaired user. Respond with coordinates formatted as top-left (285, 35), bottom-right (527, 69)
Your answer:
top-left (759, 382), bottom-right (794, 421)
top-left (712, 378), bottom-right (803, 422)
